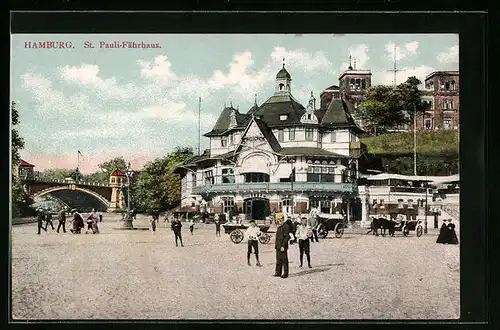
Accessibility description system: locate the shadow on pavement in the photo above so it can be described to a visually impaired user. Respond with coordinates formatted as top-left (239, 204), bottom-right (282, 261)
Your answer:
top-left (288, 267), bottom-right (330, 277)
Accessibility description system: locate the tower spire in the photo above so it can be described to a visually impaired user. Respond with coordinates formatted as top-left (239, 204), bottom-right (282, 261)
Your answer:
top-left (282, 57), bottom-right (285, 68)
top-left (348, 55), bottom-right (353, 70)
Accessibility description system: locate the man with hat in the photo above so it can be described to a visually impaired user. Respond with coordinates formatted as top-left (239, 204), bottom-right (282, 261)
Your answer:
top-left (274, 214), bottom-right (290, 278)
top-left (56, 207), bottom-right (67, 233)
top-left (244, 220), bottom-right (262, 266)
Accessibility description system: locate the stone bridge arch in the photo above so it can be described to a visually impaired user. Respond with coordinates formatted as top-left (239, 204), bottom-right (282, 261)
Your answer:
top-left (33, 186), bottom-right (110, 209)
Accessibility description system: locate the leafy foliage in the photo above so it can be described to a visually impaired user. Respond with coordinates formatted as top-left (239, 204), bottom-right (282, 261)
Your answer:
top-left (11, 102), bottom-right (24, 167)
top-left (359, 76), bottom-right (430, 134)
top-left (131, 147), bottom-right (193, 212)
top-left (11, 101), bottom-right (34, 216)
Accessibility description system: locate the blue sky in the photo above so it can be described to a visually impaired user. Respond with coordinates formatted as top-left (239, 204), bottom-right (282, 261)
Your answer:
top-left (11, 34), bottom-right (458, 173)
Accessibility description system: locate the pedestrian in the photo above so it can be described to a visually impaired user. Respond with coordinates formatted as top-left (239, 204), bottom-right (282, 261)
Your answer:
top-left (171, 217), bottom-right (184, 247)
top-left (245, 220), bottom-right (262, 266)
top-left (436, 219), bottom-right (449, 244)
top-left (56, 208), bottom-right (67, 233)
top-left (44, 211), bottom-right (55, 231)
top-left (85, 213), bottom-right (94, 234)
top-left (215, 219), bottom-right (221, 237)
top-left (151, 215), bottom-right (157, 233)
top-left (99, 211), bottom-right (103, 223)
top-left (296, 217), bottom-right (313, 268)
top-left (90, 209), bottom-right (100, 234)
top-left (273, 214), bottom-right (290, 278)
top-left (189, 220), bottom-right (195, 235)
top-left (284, 214), bottom-right (296, 245)
top-left (307, 209), bottom-right (319, 243)
top-left (447, 219), bottom-right (459, 244)
top-left (36, 208), bottom-right (46, 234)
top-left (70, 210), bottom-right (84, 234)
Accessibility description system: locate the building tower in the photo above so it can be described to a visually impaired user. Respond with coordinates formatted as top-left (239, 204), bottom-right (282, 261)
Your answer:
top-left (275, 58), bottom-right (292, 95)
top-left (107, 170), bottom-right (126, 212)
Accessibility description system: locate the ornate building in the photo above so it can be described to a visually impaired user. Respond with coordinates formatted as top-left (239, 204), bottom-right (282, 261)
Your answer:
top-left (173, 64), bottom-right (365, 222)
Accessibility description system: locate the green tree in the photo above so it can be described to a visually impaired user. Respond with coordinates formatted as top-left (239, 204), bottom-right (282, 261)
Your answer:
top-left (359, 76), bottom-right (430, 135)
top-left (11, 101), bottom-right (34, 216)
top-left (11, 102), bottom-right (24, 166)
top-left (131, 147), bottom-right (193, 212)
top-left (39, 168), bottom-right (75, 180)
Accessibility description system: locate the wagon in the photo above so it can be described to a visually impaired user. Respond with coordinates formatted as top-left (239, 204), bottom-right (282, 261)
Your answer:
top-left (370, 216), bottom-right (424, 237)
top-left (395, 219), bottom-right (424, 237)
top-left (316, 214), bottom-right (347, 239)
top-left (223, 223), bottom-right (271, 244)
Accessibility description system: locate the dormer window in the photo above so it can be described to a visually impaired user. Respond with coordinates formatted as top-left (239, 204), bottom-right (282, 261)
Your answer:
top-left (307, 114), bottom-right (312, 120)
top-left (221, 137), bottom-right (227, 147)
top-left (280, 115), bottom-right (288, 121)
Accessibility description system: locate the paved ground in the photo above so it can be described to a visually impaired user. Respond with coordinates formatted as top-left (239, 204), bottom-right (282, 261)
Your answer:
top-left (11, 213), bottom-right (460, 320)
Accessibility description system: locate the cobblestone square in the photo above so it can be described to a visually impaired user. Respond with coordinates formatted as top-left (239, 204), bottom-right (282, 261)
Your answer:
top-left (11, 214), bottom-right (459, 320)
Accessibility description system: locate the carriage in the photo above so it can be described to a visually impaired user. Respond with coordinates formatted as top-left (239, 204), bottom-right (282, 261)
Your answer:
top-left (223, 223), bottom-right (272, 244)
top-left (370, 216), bottom-right (423, 237)
top-left (316, 213), bottom-right (347, 239)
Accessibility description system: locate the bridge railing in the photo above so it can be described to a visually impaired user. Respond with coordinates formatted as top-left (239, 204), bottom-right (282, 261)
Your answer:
top-left (28, 175), bottom-right (111, 187)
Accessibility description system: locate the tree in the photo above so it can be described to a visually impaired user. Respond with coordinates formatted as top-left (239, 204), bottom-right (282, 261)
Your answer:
top-left (359, 76), bottom-right (430, 135)
top-left (98, 157), bottom-right (128, 173)
top-left (11, 102), bottom-right (24, 167)
top-left (39, 168), bottom-right (75, 180)
top-left (131, 147), bottom-right (193, 212)
top-left (11, 101), bottom-right (34, 216)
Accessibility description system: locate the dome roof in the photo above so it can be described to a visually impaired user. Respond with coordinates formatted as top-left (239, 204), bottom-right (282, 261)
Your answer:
top-left (276, 66), bottom-right (291, 79)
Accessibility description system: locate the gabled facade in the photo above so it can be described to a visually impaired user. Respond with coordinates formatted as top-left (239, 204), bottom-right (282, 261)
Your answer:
top-left (174, 64), bottom-right (366, 222)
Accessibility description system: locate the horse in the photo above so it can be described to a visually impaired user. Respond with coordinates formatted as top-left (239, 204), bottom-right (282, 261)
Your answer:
top-left (368, 217), bottom-right (396, 236)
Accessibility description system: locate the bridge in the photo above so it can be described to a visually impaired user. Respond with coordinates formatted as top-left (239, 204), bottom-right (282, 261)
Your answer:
top-left (17, 161), bottom-right (128, 212)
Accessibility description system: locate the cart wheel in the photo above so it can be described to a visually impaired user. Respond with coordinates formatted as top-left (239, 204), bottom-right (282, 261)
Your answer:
top-left (230, 229), bottom-right (244, 244)
top-left (416, 225), bottom-right (423, 237)
top-left (318, 226), bottom-right (328, 239)
top-left (259, 233), bottom-right (270, 244)
top-left (334, 223), bottom-right (344, 238)
top-left (402, 226), bottom-right (409, 237)
top-left (265, 233), bottom-right (271, 244)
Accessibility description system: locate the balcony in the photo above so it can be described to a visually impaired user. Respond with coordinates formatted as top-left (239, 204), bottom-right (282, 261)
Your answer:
top-left (192, 182), bottom-right (356, 195)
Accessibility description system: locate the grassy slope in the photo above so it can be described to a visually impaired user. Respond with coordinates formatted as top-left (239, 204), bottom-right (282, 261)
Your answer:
top-left (361, 130), bottom-right (459, 155)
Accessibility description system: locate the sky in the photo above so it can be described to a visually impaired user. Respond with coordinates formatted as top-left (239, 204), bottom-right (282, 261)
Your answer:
top-left (11, 34), bottom-right (458, 174)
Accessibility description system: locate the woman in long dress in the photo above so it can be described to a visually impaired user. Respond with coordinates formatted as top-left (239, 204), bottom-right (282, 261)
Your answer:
top-left (447, 219), bottom-right (459, 244)
top-left (436, 219), bottom-right (449, 244)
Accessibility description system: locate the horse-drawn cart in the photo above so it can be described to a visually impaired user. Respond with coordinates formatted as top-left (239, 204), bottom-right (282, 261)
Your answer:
top-left (223, 223), bottom-right (271, 244)
top-left (316, 213), bottom-right (347, 239)
top-left (369, 216), bottom-right (423, 237)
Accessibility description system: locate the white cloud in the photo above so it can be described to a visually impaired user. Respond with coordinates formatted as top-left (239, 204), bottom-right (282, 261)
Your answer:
top-left (374, 65), bottom-right (435, 88)
top-left (270, 47), bottom-right (334, 72)
top-left (59, 64), bottom-right (136, 99)
top-left (20, 73), bottom-right (68, 115)
top-left (137, 55), bottom-right (178, 85)
top-left (340, 44), bottom-right (370, 70)
top-left (385, 41), bottom-right (420, 61)
top-left (437, 45), bottom-right (459, 64)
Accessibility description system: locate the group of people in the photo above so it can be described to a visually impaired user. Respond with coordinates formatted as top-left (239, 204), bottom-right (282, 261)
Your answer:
top-left (436, 218), bottom-right (459, 244)
top-left (244, 211), bottom-right (319, 278)
top-left (36, 207), bottom-right (103, 235)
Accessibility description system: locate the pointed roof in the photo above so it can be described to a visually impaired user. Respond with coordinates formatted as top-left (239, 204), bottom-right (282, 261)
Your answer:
top-left (19, 160), bottom-right (35, 167)
top-left (204, 106), bottom-right (245, 136)
top-left (235, 116), bottom-right (282, 154)
top-left (276, 64), bottom-right (291, 79)
top-left (111, 170), bottom-right (126, 177)
top-left (320, 98), bottom-right (363, 132)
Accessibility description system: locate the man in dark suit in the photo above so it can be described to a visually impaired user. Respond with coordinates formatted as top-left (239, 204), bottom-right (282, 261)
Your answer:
top-left (56, 208), bottom-right (67, 233)
top-left (171, 217), bottom-right (184, 247)
top-left (37, 209), bottom-right (46, 234)
top-left (274, 215), bottom-right (290, 278)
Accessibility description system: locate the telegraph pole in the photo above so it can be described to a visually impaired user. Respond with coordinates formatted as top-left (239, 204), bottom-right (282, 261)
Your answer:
top-left (198, 97), bottom-right (202, 156)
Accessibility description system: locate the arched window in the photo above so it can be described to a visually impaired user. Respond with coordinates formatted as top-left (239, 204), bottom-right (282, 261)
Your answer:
top-left (111, 177), bottom-right (115, 183)
top-left (451, 80), bottom-right (456, 90)
top-left (279, 83), bottom-right (284, 90)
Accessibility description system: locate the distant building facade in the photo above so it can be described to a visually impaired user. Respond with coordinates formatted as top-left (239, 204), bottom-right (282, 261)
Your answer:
top-left (420, 71), bottom-right (460, 131)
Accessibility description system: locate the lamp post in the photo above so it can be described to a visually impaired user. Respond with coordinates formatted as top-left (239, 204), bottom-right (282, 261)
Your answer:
top-left (421, 182), bottom-right (428, 234)
top-left (122, 162), bottom-right (134, 229)
top-left (289, 159), bottom-right (296, 217)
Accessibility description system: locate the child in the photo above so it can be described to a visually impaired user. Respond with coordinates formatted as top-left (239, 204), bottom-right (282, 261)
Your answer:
top-left (295, 217), bottom-right (312, 268)
top-left (215, 220), bottom-right (221, 237)
top-left (245, 220), bottom-right (262, 267)
top-left (189, 220), bottom-right (194, 235)
top-left (151, 215), bottom-right (157, 233)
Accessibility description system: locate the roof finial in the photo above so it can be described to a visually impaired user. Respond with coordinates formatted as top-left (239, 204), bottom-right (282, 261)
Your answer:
top-left (230, 101), bottom-right (233, 107)
top-left (348, 55), bottom-right (353, 70)
top-left (254, 93), bottom-right (257, 106)
top-left (310, 91), bottom-right (314, 97)
top-left (282, 57), bottom-right (285, 68)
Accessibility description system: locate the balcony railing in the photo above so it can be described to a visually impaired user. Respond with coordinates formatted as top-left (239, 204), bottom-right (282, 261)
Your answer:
top-left (192, 182), bottom-right (356, 195)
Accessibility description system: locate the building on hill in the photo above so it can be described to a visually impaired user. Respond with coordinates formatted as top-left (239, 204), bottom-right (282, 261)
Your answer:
top-left (173, 63), bottom-right (365, 222)
top-left (420, 71), bottom-right (459, 131)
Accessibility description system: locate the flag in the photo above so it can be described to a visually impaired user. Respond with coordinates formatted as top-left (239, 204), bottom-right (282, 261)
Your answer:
top-left (78, 150), bottom-right (84, 161)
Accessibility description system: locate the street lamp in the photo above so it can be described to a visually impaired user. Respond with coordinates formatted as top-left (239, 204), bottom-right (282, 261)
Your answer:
top-left (121, 162), bottom-right (134, 229)
top-left (421, 182), bottom-right (428, 234)
top-left (289, 158), bottom-right (296, 217)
